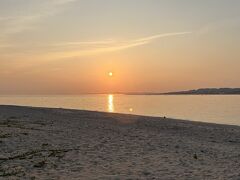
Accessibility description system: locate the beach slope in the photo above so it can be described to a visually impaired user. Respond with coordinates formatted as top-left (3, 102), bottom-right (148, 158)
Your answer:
top-left (0, 105), bottom-right (240, 179)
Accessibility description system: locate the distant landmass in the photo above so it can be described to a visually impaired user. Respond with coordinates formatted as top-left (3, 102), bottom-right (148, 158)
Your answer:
top-left (163, 88), bottom-right (240, 95)
top-left (125, 88), bottom-right (240, 95)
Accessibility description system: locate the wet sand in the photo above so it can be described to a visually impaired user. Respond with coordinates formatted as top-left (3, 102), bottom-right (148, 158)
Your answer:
top-left (0, 105), bottom-right (240, 179)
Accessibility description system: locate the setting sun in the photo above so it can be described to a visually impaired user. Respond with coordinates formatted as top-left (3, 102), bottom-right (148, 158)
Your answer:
top-left (108, 72), bottom-right (113, 77)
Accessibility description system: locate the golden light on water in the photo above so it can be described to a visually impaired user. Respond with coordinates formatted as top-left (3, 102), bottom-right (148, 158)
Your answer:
top-left (108, 94), bottom-right (114, 112)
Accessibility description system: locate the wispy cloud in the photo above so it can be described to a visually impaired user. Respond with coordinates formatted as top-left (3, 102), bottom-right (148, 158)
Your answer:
top-left (0, 0), bottom-right (78, 37)
top-left (44, 31), bottom-right (192, 59)
top-left (0, 31), bottom-right (192, 60)
top-left (134, 32), bottom-right (192, 43)
top-left (52, 32), bottom-right (191, 48)
top-left (53, 40), bottom-right (116, 47)
top-left (0, 1), bottom-right (191, 60)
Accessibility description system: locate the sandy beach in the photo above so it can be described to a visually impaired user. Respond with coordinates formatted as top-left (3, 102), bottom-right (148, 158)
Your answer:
top-left (0, 105), bottom-right (240, 179)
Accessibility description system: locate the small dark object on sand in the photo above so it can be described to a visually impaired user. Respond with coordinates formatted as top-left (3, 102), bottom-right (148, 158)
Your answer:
top-left (193, 153), bottom-right (198, 159)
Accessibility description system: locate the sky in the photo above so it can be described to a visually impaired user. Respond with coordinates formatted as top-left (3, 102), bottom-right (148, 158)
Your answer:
top-left (0, 0), bottom-right (240, 94)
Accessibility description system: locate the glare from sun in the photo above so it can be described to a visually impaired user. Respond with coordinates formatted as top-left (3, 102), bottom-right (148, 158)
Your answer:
top-left (108, 72), bottom-right (113, 77)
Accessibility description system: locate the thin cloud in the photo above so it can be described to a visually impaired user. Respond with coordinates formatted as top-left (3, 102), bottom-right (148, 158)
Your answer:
top-left (134, 32), bottom-right (192, 43)
top-left (0, 31), bottom-right (191, 59)
top-left (44, 31), bottom-right (192, 59)
top-left (0, 0), bottom-right (78, 37)
top-left (53, 40), bottom-right (116, 47)
top-left (51, 32), bottom-right (191, 48)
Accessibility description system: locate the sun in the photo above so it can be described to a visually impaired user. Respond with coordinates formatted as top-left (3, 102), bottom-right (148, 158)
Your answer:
top-left (108, 72), bottom-right (113, 77)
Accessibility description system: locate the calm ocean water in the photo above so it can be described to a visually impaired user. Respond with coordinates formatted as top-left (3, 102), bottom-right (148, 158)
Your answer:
top-left (0, 95), bottom-right (240, 126)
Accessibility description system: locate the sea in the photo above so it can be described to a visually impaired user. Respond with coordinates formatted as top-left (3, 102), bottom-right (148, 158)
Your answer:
top-left (0, 94), bottom-right (239, 126)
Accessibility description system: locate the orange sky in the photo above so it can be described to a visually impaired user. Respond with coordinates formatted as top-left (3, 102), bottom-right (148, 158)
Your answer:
top-left (0, 0), bottom-right (240, 94)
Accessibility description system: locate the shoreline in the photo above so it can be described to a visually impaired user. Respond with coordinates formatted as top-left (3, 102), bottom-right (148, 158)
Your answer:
top-left (0, 104), bottom-right (239, 127)
top-left (1, 105), bottom-right (240, 179)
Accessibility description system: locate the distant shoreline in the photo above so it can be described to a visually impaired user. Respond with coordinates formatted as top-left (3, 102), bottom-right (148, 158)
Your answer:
top-left (124, 93), bottom-right (240, 95)
top-left (124, 88), bottom-right (240, 95)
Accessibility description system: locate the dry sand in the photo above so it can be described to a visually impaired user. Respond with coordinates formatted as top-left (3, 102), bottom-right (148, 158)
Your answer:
top-left (0, 105), bottom-right (240, 179)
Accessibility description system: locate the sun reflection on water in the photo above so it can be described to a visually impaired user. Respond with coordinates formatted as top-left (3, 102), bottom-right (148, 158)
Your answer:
top-left (108, 94), bottom-right (114, 113)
